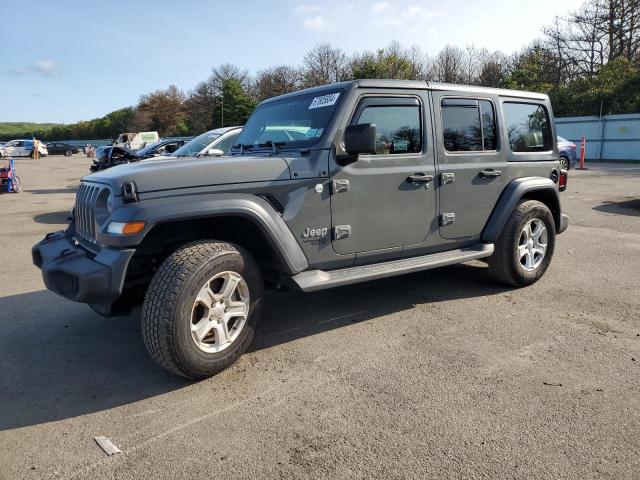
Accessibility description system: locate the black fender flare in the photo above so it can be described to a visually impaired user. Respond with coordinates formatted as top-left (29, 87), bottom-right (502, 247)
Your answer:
top-left (481, 177), bottom-right (563, 242)
top-left (96, 193), bottom-right (309, 275)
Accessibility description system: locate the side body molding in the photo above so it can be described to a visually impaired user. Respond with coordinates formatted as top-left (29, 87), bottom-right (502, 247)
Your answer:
top-left (481, 177), bottom-right (561, 243)
top-left (97, 193), bottom-right (309, 275)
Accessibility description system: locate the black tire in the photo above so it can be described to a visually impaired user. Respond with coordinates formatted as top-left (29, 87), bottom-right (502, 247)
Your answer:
top-left (488, 200), bottom-right (556, 287)
top-left (142, 240), bottom-right (263, 379)
top-left (559, 156), bottom-right (570, 170)
top-left (11, 176), bottom-right (21, 193)
top-left (65, 150), bottom-right (72, 157)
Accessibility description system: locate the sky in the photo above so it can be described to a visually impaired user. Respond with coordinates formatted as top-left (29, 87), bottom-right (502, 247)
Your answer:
top-left (0, 0), bottom-right (586, 124)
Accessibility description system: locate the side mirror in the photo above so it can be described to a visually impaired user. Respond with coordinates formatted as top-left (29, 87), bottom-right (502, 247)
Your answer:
top-left (338, 123), bottom-right (376, 165)
top-left (207, 148), bottom-right (225, 157)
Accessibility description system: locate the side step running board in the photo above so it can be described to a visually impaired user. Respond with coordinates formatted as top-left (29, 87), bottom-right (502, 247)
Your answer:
top-left (290, 243), bottom-right (494, 292)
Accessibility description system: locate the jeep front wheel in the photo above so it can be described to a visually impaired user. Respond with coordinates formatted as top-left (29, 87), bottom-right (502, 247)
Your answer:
top-left (142, 240), bottom-right (263, 379)
top-left (488, 200), bottom-right (556, 287)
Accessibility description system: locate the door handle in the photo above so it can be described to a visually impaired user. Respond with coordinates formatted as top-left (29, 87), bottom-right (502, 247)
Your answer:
top-left (479, 169), bottom-right (502, 178)
top-left (407, 173), bottom-right (434, 183)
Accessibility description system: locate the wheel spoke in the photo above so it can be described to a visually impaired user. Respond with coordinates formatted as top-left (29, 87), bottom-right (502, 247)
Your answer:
top-left (525, 251), bottom-right (535, 269)
top-left (531, 247), bottom-right (544, 256)
top-left (212, 320), bottom-right (230, 346)
top-left (195, 285), bottom-right (216, 308)
top-left (192, 317), bottom-right (213, 341)
top-left (225, 303), bottom-right (247, 320)
top-left (532, 222), bottom-right (546, 241)
top-left (218, 273), bottom-right (241, 302)
top-left (518, 244), bottom-right (528, 261)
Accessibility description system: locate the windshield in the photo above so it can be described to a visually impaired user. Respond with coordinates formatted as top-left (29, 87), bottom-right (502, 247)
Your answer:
top-left (136, 141), bottom-right (162, 156)
top-left (234, 89), bottom-right (343, 150)
top-left (173, 131), bottom-right (221, 157)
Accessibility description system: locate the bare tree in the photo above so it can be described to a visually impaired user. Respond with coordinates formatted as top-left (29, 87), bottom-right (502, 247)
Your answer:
top-left (476, 51), bottom-right (509, 87)
top-left (540, 0), bottom-right (640, 81)
top-left (406, 45), bottom-right (430, 80)
top-left (253, 65), bottom-right (301, 101)
top-left (430, 45), bottom-right (465, 83)
top-left (301, 43), bottom-right (348, 87)
top-left (211, 63), bottom-right (251, 90)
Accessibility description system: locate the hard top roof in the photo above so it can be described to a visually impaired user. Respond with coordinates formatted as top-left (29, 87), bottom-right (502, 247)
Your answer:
top-left (261, 79), bottom-right (548, 104)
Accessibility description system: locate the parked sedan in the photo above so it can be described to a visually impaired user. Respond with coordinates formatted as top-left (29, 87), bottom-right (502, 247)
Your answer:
top-left (46, 142), bottom-right (80, 156)
top-left (558, 136), bottom-right (577, 170)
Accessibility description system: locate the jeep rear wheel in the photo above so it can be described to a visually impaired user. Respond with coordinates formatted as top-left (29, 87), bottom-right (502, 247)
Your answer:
top-left (142, 240), bottom-right (263, 379)
top-left (488, 200), bottom-right (556, 287)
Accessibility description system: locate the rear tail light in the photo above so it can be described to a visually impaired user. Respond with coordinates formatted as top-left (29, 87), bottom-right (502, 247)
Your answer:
top-left (559, 170), bottom-right (568, 192)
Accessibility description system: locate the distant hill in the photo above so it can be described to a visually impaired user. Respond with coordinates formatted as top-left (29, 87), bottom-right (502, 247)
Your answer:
top-left (0, 122), bottom-right (60, 137)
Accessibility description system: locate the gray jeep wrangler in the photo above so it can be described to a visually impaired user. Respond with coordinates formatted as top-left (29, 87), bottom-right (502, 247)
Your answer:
top-left (33, 80), bottom-right (569, 379)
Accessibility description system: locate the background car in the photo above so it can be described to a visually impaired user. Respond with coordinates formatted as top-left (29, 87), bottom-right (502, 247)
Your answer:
top-left (172, 126), bottom-right (242, 158)
top-left (134, 139), bottom-right (189, 159)
top-left (45, 142), bottom-right (79, 156)
top-left (89, 138), bottom-right (195, 172)
top-left (0, 139), bottom-right (48, 158)
top-left (558, 136), bottom-right (577, 170)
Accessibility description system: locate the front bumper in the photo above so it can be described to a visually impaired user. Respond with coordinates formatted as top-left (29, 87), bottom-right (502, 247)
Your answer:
top-left (32, 230), bottom-right (135, 308)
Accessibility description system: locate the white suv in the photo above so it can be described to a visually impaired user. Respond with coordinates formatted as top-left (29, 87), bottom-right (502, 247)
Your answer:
top-left (1, 139), bottom-right (48, 157)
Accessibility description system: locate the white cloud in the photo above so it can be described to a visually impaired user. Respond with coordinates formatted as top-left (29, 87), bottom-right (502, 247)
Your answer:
top-left (370, 2), bottom-right (438, 28)
top-left (406, 5), bottom-right (437, 20)
top-left (2, 60), bottom-right (61, 78)
top-left (294, 4), bottom-right (321, 14)
top-left (372, 1), bottom-right (388, 14)
top-left (303, 14), bottom-right (329, 32)
top-left (293, 3), bottom-right (333, 32)
top-left (33, 60), bottom-right (61, 77)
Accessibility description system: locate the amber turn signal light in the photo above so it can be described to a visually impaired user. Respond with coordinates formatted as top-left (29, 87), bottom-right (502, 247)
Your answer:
top-left (107, 221), bottom-right (146, 235)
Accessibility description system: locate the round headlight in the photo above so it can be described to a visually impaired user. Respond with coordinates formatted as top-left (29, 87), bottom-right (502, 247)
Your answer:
top-left (94, 188), bottom-right (113, 225)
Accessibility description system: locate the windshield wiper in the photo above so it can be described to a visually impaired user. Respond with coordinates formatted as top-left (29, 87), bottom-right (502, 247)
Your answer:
top-left (231, 143), bottom-right (254, 154)
top-left (258, 140), bottom-right (287, 154)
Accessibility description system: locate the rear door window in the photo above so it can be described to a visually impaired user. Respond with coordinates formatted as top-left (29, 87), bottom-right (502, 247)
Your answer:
top-left (441, 98), bottom-right (497, 152)
top-left (503, 102), bottom-right (552, 152)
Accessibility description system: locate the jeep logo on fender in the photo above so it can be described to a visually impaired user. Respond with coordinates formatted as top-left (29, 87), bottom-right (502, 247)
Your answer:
top-left (302, 227), bottom-right (328, 238)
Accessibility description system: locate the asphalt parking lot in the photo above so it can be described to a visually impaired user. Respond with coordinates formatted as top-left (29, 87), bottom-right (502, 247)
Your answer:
top-left (0, 155), bottom-right (639, 479)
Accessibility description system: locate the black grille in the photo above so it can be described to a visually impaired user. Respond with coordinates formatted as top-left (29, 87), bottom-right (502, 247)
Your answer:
top-left (74, 183), bottom-right (101, 244)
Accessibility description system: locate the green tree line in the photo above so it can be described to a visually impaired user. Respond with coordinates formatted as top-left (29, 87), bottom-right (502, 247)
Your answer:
top-left (4, 0), bottom-right (639, 142)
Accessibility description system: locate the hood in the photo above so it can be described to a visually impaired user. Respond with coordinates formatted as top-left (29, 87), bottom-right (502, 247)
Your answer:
top-left (85, 155), bottom-right (292, 193)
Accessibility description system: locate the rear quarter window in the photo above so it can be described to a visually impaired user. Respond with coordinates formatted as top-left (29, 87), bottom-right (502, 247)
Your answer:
top-left (503, 102), bottom-right (552, 153)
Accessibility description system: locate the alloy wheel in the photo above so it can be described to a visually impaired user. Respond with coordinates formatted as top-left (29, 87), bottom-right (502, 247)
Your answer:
top-left (190, 271), bottom-right (250, 353)
top-left (517, 218), bottom-right (548, 271)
